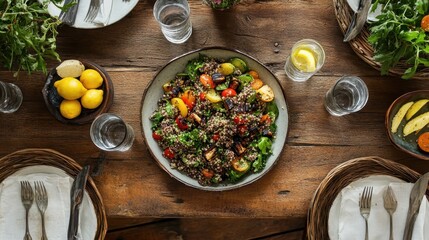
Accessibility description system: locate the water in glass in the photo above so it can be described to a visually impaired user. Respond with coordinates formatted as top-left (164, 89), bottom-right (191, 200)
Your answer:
top-left (154, 0), bottom-right (192, 44)
top-left (90, 113), bottom-right (134, 151)
top-left (0, 81), bottom-right (23, 113)
top-left (284, 39), bottom-right (325, 82)
top-left (324, 76), bottom-right (369, 116)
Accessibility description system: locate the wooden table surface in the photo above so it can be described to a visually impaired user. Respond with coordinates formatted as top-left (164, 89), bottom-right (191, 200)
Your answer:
top-left (2, 0), bottom-right (429, 238)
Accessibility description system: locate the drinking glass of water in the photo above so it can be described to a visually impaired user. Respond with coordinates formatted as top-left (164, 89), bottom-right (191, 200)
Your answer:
top-left (90, 113), bottom-right (135, 152)
top-left (153, 0), bottom-right (192, 44)
top-left (0, 81), bottom-right (23, 113)
top-left (284, 39), bottom-right (325, 82)
top-left (324, 76), bottom-right (369, 116)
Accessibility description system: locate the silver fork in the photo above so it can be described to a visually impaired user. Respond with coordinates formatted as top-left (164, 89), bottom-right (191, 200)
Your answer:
top-left (359, 186), bottom-right (373, 240)
top-left (384, 186), bottom-right (397, 240)
top-left (20, 181), bottom-right (33, 240)
top-left (34, 181), bottom-right (48, 240)
top-left (84, 0), bottom-right (101, 23)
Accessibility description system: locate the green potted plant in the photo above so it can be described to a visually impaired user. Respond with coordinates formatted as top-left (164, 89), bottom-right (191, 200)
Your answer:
top-left (202, 0), bottom-right (241, 10)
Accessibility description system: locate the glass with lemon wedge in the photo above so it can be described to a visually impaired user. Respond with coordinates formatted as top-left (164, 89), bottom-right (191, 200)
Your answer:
top-left (284, 39), bottom-right (325, 82)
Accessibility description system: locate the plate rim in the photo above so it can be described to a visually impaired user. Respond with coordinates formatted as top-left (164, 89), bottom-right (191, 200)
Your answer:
top-left (140, 46), bottom-right (289, 191)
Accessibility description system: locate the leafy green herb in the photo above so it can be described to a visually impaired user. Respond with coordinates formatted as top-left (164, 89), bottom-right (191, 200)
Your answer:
top-left (150, 112), bottom-right (163, 129)
top-left (0, 0), bottom-right (66, 76)
top-left (185, 55), bottom-right (205, 81)
top-left (228, 169), bottom-right (246, 182)
top-left (257, 137), bottom-right (272, 155)
top-left (237, 74), bottom-right (253, 90)
top-left (266, 101), bottom-right (279, 119)
top-left (368, 0), bottom-right (429, 79)
top-left (252, 153), bottom-right (266, 172)
top-left (204, 0), bottom-right (240, 10)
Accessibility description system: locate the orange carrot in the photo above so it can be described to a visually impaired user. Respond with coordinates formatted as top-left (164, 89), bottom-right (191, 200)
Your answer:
top-left (417, 132), bottom-right (429, 152)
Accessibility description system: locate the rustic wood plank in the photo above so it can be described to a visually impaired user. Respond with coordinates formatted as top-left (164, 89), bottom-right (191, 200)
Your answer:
top-left (107, 217), bottom-right (160, 231)
top-left (105, 218), bottom-right (305, 240)
top-left (1, 1), bottom-right (429, 237)
top-left (1, 70), bottom-right (429, 219)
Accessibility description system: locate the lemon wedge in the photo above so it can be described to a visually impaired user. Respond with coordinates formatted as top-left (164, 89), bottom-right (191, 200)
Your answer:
top-left (291, 49), bottom-right (317, 72)
top-left (406, 99), bottom-right (429, 120)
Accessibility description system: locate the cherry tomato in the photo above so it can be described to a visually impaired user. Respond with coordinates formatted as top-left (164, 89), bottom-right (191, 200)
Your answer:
top-left (152, 131), bottom-right (162, 141)
top-left (418, 132), bottom-right (429, 152)
top-left (202, 169), bottom-right (214, 179)
top-left (212, 133), bottom-right (220, 141)
top-left (199, 92), bottom-right (206, 101)
top-left (181, 90), bottom-right (196, 110)
top-left (231, 158), bottom-right (250, 173)
top-left (221, 88), bottom-right (237, 98)
top-left (233, 116), bottom-right (246, 125)
top-left (237, 125), bottom-right (248, 136)
top-left (175, 116), bottom-right (189, 130)
top-left (163, 148), bottom-right (175, 159)
top-left (199, 74), bottom-right (215, 89)
top-left (422, 15), bottom-right (429, 31)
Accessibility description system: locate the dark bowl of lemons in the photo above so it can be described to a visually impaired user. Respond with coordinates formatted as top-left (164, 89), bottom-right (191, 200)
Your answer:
top-left (42, 59), bottom-right (114, 125)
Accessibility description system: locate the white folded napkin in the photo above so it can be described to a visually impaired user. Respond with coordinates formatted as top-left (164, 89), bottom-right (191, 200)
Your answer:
top-left (337, 183), bottom-right (429, 240)
top-left (0, 174), bottom-right (74, 239)
top-left (0, 168), bottom-right (99, 240)
top-left (93, 0), bottom-right (113, 26)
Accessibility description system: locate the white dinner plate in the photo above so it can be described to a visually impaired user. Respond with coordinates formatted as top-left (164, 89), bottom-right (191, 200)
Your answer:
top-left (327, 175), bottom-right (404, 240)
top-left (45, 0), bottom-right (139, 29)
top-left (346, 0), bottom-right (383, 22)
top-left (0, 165), bottom-right (97, 239)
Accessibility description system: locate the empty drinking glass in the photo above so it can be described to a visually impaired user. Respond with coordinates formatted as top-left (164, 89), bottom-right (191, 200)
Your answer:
top-left (284, 39), bottom-right (325, 82)
top-left (0, 81), bottom-right (23, 113)
top-left (153, 0), bottom-right (192, 44)
top-left (90, 113), bottom-right (135, 151)
top-left (324, 76), bottom-right (369, 116)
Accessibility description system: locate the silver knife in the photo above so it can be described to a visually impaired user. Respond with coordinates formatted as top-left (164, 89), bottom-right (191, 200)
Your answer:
top-left (403, 172), bottom-right (429, 240)
top-left (67, 165), bottom-right (90, 240)
top-left (343, 0), bottom-right (371, 42)
top-left (60, 0), bottom-right (80, 26)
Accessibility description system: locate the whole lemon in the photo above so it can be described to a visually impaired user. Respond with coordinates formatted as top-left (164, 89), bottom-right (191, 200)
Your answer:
top-left (81, 89), bottom-right (104, 109)
top-left (54, 77), bottom-right (87, 100)
top-left (80, 69), bottom-right (103, 89)
top-left (60, 99), bottom-right (81, 119)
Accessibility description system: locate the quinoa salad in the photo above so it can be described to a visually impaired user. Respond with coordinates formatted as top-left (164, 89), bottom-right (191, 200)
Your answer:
top-left (150, 55), bottom-right (279, 186)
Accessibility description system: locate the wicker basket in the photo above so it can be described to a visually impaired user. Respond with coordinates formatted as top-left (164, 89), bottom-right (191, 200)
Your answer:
top-left (0, 148), bottom-right (107, 239)
top-left (306, 156), bottom-right (427, 240)
top-left (333, 0), bottom-right (429, 80)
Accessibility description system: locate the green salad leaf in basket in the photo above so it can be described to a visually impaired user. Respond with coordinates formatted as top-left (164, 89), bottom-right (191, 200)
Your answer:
top-left (368, 0), bottom-right (429, 79)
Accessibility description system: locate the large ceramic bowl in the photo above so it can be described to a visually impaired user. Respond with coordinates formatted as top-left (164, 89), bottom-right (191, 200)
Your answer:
top-left (386, 90), bottom-right (429, 160)
top-left (141, 47), bottom-right (289, 191)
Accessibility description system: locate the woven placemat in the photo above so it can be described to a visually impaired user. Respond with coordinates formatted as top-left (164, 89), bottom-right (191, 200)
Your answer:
top-left (333, 0), bottom-right (429, 80)
top-left (0, 148), bottom-right (107, 239)
top-left (306, 156), bottom-right (426, 240)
